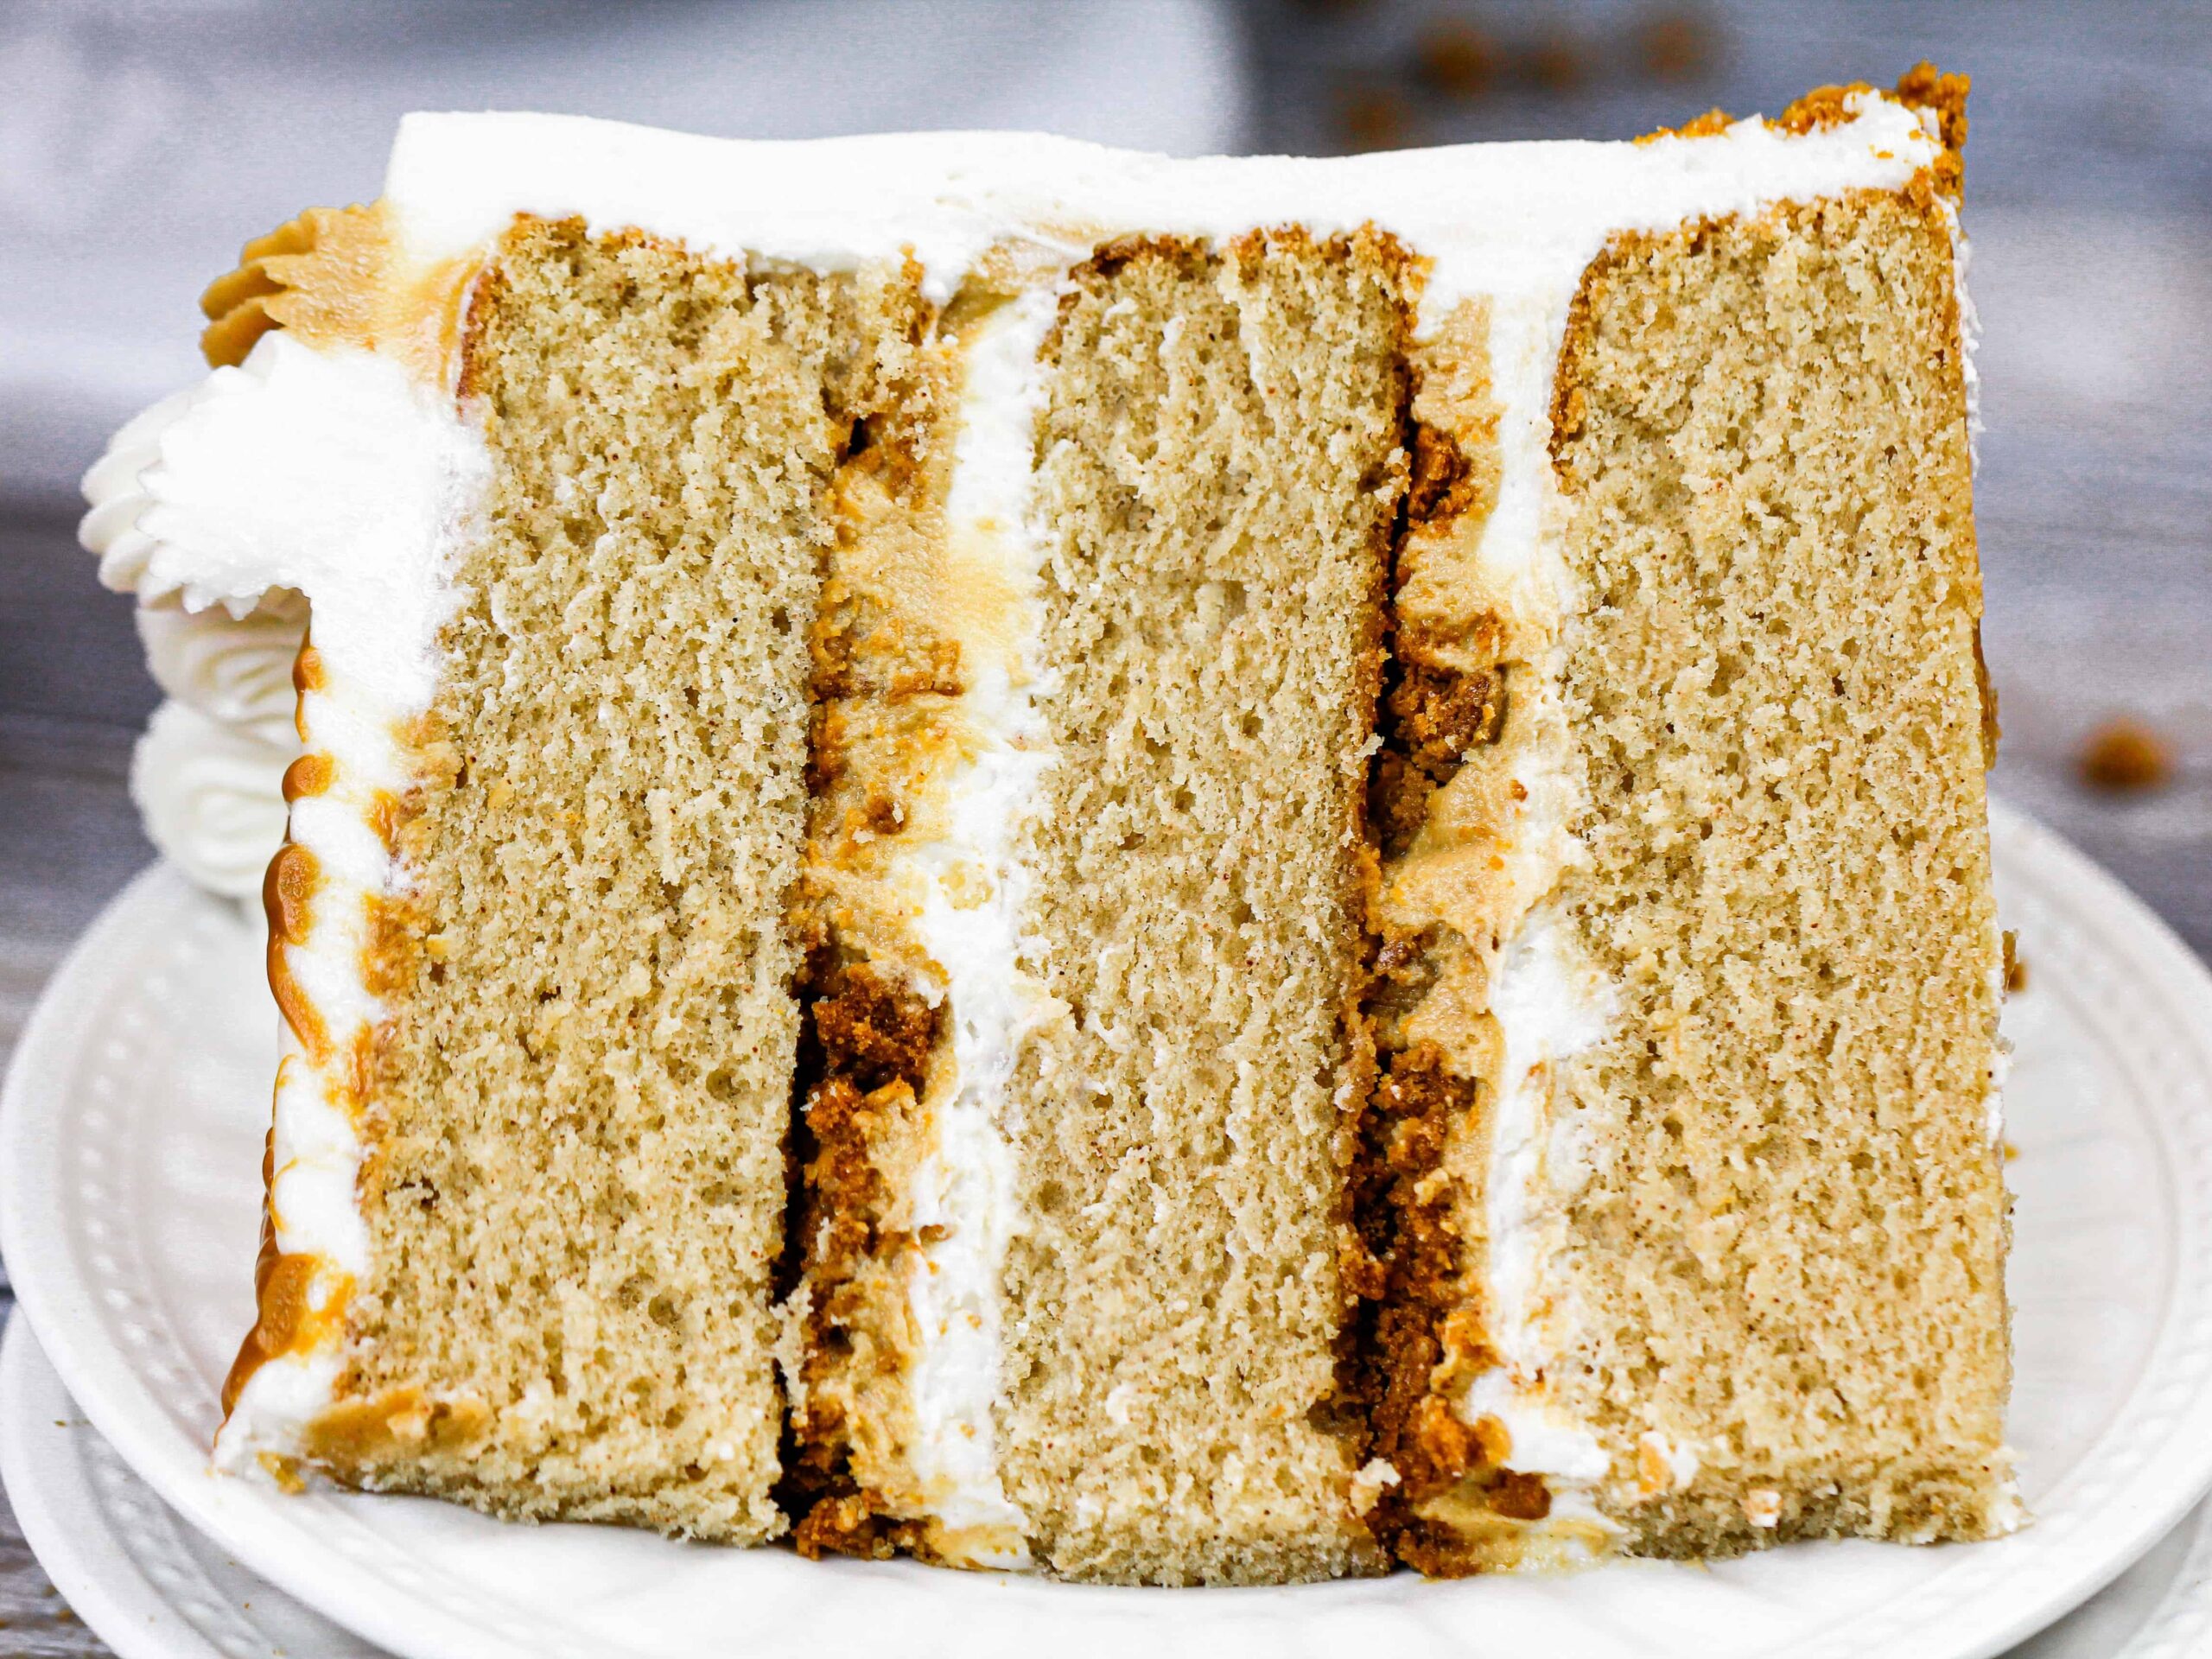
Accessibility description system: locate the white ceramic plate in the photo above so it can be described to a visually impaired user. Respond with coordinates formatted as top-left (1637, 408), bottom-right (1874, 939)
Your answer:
top-left (0, 1312), bottom-right (382, 1659)
top-left (9, 1317), bottom-right (2212, 1659)
top-left (5, 800), bottom-right (2212, 1659)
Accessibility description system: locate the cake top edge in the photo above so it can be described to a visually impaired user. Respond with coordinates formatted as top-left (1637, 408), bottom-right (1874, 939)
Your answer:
top-left (376, 71), bottom-right (1958, 300)
top-left (386, 65), bottom-right (1961, 181)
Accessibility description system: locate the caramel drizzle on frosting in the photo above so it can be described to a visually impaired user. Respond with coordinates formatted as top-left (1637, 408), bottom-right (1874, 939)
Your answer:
top-left (224, 632), bottom-right (367, 1427)
top-left (283, 753), bottom-right (334, 803)
top-left (219, 1096), bottom-right (350, 1417)
top-left (262, 842), bottom-right (327, 1064)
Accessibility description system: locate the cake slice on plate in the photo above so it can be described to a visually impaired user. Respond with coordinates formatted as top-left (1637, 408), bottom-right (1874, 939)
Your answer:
top-left (79, 65), bottom-right (2013, 1581)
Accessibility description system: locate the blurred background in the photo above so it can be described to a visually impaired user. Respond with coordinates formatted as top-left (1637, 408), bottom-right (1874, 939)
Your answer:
top-left (1, 0), bottom-right (2207, 1648)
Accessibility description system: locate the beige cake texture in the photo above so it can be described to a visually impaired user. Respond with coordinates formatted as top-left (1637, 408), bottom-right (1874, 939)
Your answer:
top-left (991, 228), bottom-right (1408, 1585)
top-left (785, 228), bottom-right (1414, 1584)
top-left (1542, 183), bottom-right (2007, 1556)
top-left (315, 222), bottom-right (920, 1538)
top-left (76, 65), bottom-right (2011, 1586)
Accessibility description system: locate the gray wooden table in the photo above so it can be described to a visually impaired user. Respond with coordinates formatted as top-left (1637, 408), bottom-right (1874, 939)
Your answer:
top-left (0, 0), bottom-right (2205, 1651)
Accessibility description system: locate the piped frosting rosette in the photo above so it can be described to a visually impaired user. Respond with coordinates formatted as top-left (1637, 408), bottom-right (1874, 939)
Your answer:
top-left (129, 700), bottom-right (293, 899)
top-left (80, 364), bottom-right (308, 899)
top-left (137, 591), bottom-right (307, 747)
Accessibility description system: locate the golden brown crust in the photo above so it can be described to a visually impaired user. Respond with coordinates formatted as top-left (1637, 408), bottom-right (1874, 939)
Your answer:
top-left (1973, 624), bottom-right (2000, 768)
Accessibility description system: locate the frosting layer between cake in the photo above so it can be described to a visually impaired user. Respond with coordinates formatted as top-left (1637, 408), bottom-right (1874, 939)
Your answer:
top-left (889, 286), bottom-right (1062, 1567)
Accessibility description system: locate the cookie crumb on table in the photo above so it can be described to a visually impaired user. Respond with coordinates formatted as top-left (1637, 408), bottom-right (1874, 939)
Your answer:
top-left (2080, 717), bottom-right (2173, 793)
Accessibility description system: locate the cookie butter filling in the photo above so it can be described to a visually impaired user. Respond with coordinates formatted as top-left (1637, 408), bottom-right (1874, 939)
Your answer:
top-left (889, 287), bottom-right (1060, 1567)
top-left (1382, 264), bottom-right (1636, 1549)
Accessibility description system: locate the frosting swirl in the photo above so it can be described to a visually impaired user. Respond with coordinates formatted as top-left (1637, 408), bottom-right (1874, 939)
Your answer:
top-left (129, 700), bottom-right (295, 901)
top-left (136, 591), bottom-right (305, 747)
top-left (81, 359), bottom-right (321, 899)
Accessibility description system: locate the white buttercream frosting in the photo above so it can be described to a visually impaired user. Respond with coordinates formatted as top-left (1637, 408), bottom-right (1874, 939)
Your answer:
top-left (136, 591), bottom-right (306, 747)
top-left (1459, 899), bottom-right (1620, 1526)
top-left (128, 699), bottom-right (294, 901)
top-left (81, 384), bottom-right (207, 601)
top-left (104, 331), bottom-right (485, 715)
top-left (889, 289), bottom-right (1061, 1567)
top-left (84, 391), bottom-right (308, 903)
top-left (385, 96), bottom-right (1942, 319)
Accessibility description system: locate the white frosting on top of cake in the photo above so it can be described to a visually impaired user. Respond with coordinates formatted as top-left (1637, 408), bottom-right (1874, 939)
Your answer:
top-left (385, 94), bottom-right (1942, 317)
top-left (887, 288), bottom-right (1061, 1568)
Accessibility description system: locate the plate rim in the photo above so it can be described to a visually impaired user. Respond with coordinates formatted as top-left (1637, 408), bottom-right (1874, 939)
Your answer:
top-left (0, 863), bottom-right (522, 1659)
top-left (7, 802), bottom-right (2212, 1659)
top-left (0, 1307), bottom-right (357, 1659)
top-left (14, 1321), bottom-right (2212, 1659)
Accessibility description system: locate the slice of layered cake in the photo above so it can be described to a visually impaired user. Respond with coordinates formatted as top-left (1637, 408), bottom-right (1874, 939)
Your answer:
top-left (82, 65), bottom-right (2013, 1581)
